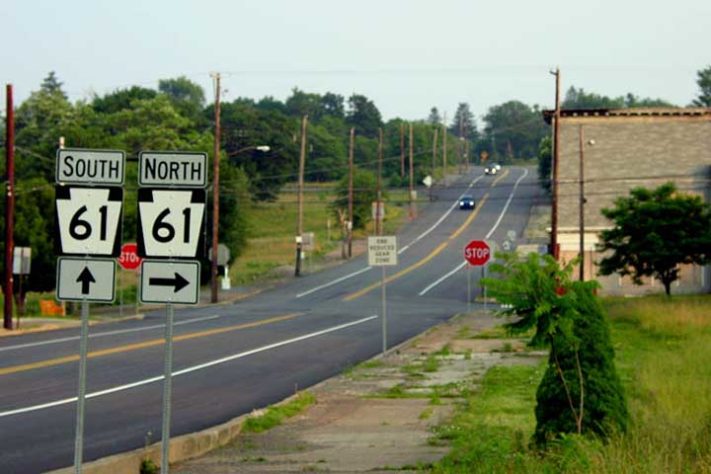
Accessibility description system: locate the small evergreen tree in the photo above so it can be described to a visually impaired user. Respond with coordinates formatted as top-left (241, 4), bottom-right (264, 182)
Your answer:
top-left (485, 252), bottom-right (628, 446)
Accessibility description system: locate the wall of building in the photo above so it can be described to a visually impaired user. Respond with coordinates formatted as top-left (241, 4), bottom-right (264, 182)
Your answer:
top-left (554, 109), bottom-right (711, 295)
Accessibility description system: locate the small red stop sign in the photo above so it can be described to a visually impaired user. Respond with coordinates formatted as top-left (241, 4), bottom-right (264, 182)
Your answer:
top-left (464, 240), bottom-right (491, 266)
top-left (118, 243), bottom-right (143, 270)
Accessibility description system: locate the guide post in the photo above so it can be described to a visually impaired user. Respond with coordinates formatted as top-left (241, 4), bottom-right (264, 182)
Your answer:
top-left (137, 151), bottom-right (207, 474)
top-left (367, 236), bottom-right (398, 354)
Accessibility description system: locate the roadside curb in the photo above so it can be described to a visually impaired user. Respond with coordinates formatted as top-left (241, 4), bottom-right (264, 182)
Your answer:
top-left (47, 391), bottom-right (305, 474)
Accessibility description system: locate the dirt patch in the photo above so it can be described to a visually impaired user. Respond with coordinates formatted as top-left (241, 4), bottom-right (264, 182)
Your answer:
top-left (174, 310), bottom-right (546, 473)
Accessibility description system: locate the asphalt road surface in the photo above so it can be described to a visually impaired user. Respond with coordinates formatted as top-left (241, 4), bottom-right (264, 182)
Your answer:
top-left (0, 166), bottom-right (542, 473)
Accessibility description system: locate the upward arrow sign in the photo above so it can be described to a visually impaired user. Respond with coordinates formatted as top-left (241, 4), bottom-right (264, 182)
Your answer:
top-left (76, 267), bottom-right (96, 295)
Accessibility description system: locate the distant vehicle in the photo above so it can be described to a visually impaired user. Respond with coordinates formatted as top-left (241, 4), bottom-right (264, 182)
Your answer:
top-left (459, 195), bottom-right (475, 210)
top-left (484, 165), bottom-right (498, 175)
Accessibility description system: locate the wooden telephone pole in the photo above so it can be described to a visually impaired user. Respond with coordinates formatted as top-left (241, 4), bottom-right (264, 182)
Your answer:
top-left (210, 73), bottom-right (221, 303)
top-left (295, 115), bottom-right (308, 276)
top-left (347, 127), bottom-right (355, 258)
top-left (551, 67), bottom-right (561, 259)
top-left (4, 84), bottom-right (15, 330)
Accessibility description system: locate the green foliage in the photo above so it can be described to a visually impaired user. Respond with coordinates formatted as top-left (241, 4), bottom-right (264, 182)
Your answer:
top-left (484, 252), bottom-right (628, 446)
top-left (241, 391), bottom-right (315, 433)
top-left (536, 136), bottom-right (552, 193)
top-left (346, 94), bottom-right (382, 139)
top-left (482, 101), bottom-right (547, 161)
top-left (599, 183), bottom-right (711, 295)
top-left (563, 86), bottom-right (674, 109)
top-left (332, 168), bottom-right (377, 229)
top-left (139, 459), bottom-right (159, 474)
top-left (692, 65), bottom-right (711, 107)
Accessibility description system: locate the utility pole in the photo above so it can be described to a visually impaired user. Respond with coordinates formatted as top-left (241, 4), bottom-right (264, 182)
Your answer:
top-left (295, 115), bottom-right (308, 276)
top-left (347, 127), bottom-right (354, 258)
top-left (4, 84), bottom-right (15, 330)
top-left (550, 67), bottom-right (561, 260)
top-left (408, 123), bottom-right (415, 219)
top-left (431, 127), bottom-right (438, 201)
top-left (578, 125), bottom-right (587, 281)
top-left (442, 113), bottom-right (448, 186)
top-left (459, 114), bottom-right (465, 174)
top-left (376, 127), bottom-right (383, 235)
top-left (399, 123), bottom-right (405, 179)
top-left (210, 72), bottom-right (221, 303)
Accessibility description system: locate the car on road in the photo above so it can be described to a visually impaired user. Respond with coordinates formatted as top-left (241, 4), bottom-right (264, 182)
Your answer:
top-left (459, 195), bottom-right (475, 210)
top-left (484, 164), bottom-right (498, 175)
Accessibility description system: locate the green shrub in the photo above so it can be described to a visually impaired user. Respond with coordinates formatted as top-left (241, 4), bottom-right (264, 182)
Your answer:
top-left (485, 252), bottom-right (628, 447)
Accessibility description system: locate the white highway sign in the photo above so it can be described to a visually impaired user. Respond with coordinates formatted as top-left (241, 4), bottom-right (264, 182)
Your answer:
top-left (368, 236), bottom-right (398, 266)
top-left (56, 257), bottom-right (116, 302)
top-left (140, 260), bottom-right (201, 304)
top-left (55, 186), bottom-right (123, 256)
top-left (56, 149), bottom-right (125, 185)
top-left (139, 151), bottom-right (208, 188)
top-left (137, 189), bottom-right (206, 258)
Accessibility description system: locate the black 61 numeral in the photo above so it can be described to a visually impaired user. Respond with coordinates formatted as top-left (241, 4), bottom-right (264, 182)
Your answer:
top-left (152, 208), bottom-right (191, 243)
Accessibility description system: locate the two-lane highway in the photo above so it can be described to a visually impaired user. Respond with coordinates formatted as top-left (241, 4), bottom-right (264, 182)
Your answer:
top-left (0, 166), bottom-right (542, 472)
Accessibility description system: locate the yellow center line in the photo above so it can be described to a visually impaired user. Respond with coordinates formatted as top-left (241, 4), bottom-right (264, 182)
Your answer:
top-left (0, 313), bottom-right (302, 377)
top-left (491, 168), bottom-right (511, 187)
top-left (343, 194), bottom-right (491, 301)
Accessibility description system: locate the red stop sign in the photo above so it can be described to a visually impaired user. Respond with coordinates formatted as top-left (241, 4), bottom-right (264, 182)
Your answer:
top-left (118, 243), bottom-right (143, 270)
top-left (464, 240), bottom-right (490, 266)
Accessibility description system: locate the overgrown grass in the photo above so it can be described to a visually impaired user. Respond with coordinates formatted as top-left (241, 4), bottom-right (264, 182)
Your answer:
top-left (431, 294), bottom-right (711, 473)
top-left (241, 391), bottom-right (316, 434)
top-left (230, 186), bottom-right (405, 284)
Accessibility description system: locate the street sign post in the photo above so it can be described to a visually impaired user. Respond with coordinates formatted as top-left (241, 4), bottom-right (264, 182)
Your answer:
top-left (464, 240), bottom-right (491, 313)
top-left (367, 236), bottom-right (398, 354)
top-left (55, 147), bottom-right (125, 473)
top-left (137, 150), bottom-right (208, 474)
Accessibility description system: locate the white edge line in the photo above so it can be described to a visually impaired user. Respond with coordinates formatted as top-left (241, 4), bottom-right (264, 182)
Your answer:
top-left (0, 315), bottom-right (222, 353)
top-left (484, 168), bottom-right (529, 239)
top-left (419, 262), bottom-right (467, 296)
top-left (419, 168), bottom-right (528, 296)
top-left (0, 315), bottom-right (379, 418)
top-left (296, 266), bottom-right (372, 298)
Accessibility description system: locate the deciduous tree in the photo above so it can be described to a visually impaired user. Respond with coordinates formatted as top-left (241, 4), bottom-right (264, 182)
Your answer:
top-left (599, 183), bottom-right (711, 296)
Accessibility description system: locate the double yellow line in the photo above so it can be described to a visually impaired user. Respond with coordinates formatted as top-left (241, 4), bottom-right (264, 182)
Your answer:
top-left (343, 169), bottom-right (511, 302)
top-left (0, 313), bottom-right (302, 376)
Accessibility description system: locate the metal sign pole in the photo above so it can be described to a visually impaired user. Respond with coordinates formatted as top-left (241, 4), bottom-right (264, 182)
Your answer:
top-left (74, 300), bottom-right (90, 474)
top-left (482, 265), bottom-right (487, 312)
top-left (467, 264), bottom-right (471, 313)
top-left (161, 303), bottom-right (175, 474)
top-left (381, 265), bottom-right (387, 354)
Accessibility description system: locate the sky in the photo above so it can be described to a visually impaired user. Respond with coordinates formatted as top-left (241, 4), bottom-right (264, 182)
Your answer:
top-left (1, 0), bottom-right (709, 122)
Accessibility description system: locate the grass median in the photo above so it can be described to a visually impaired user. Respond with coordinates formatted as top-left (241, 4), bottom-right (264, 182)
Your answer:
top-left (431, 294), bottom-right (711, 473)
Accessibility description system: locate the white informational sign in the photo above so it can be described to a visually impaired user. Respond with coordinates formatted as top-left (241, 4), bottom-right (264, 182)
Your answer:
top-left (137, 189), bottom-right (206, 258)
top-left (56, 257), bottom-right (116, 302)
top-left (368, 236), bottom-right (398, 266)
top-left (138, 151), bottom-right (208, 188)
top-left (55, 186), bottom-right (123, 256)
top-left (140, 260), bottom-right (201, 304)
top-left (13, 247), bottom-right (31, 274)
top-left (56, 149), bottom-right (125, 185)
top-left (422, 175), bottom-right (433, 188)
